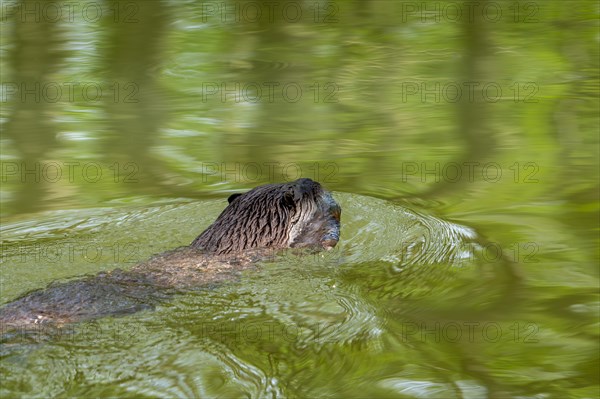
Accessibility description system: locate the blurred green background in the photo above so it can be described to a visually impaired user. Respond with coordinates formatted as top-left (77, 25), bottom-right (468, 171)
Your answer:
top-left (0, 0), bottom-right (598, 398)
top-left (1, 0), bottom-right (597, 215)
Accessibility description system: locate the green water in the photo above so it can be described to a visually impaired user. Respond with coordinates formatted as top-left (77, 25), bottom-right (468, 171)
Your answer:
top-left (0, 1), bottom-right (598, 398)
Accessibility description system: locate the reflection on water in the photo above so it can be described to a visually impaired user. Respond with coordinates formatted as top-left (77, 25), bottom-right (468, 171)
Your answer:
top-left (1, 193), bottom-right (522, 397)
top-left (0, 0), bottom-right (598, 398)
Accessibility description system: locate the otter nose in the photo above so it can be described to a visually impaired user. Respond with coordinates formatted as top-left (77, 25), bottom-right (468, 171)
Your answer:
top-left (321, 222), bottom-right (340, 250)
top-left (322, 238), bottom-right (338, 250)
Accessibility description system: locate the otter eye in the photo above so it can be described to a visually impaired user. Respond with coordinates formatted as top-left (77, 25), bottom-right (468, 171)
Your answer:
top-left (228, 193), bottom-right (243, 204)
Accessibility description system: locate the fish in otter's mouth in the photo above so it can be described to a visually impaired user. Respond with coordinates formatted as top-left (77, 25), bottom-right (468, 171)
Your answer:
top-left (191, 178), bottom-right (341, 254)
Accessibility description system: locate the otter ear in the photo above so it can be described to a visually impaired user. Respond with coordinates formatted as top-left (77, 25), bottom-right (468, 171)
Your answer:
top-left (282, 183), bottom-right (306, 209)
top-left (282, 191), bottom-right (296, 209)
top-left (228, 193), bottom-right (243, 204)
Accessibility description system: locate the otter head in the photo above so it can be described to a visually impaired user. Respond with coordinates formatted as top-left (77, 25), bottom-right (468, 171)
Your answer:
top-left (191, 178), bottom-right (341, 255)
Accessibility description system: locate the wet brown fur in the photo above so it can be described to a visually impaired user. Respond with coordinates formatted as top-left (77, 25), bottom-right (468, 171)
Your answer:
top-left (0, 179), bottom-right (340, 330)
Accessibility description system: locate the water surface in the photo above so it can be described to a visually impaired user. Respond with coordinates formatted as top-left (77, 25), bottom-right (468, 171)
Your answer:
top-left (0, 1), bottom-right (598, 398)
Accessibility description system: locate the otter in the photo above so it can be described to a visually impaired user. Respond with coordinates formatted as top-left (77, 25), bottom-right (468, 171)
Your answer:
top-left (0, 178), bottom-right (341, 331)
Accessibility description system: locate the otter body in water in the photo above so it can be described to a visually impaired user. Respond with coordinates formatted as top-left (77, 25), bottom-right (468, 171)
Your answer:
top-left (0, 178), bottom-right (341, 329)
